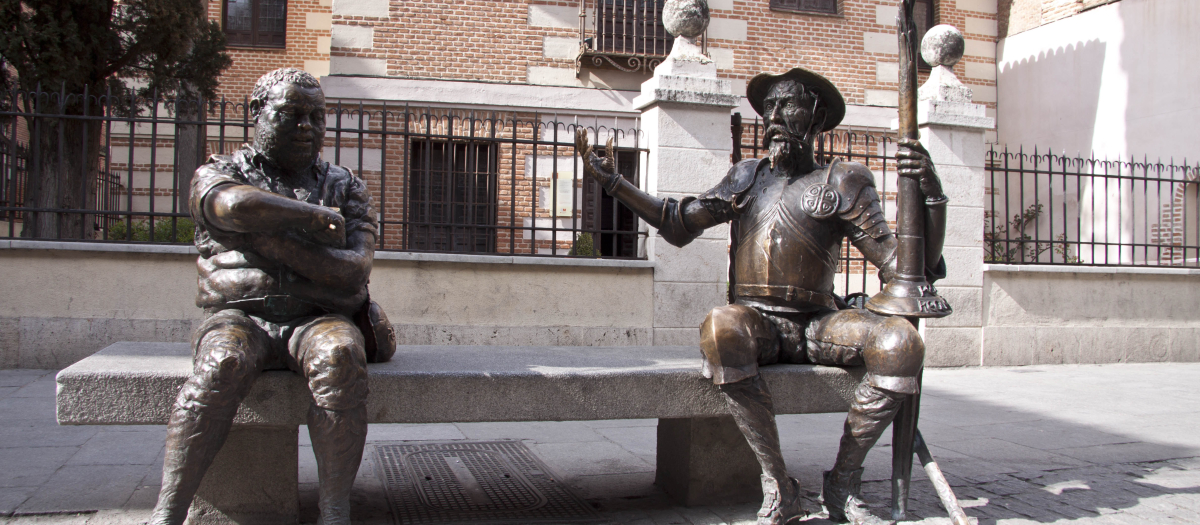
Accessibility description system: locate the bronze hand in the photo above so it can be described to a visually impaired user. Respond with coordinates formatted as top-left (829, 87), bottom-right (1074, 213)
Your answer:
top-left (574, 128), bottom-right (621, 193)
top-left (896, 138), bottom-right (944, 202)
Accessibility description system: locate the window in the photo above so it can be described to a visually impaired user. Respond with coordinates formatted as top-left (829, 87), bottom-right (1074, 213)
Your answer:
top-left (406, 141), bottom-right (497, 253)
top-left (581, 149), bottom-right (639, 257)
top-left (769, 0), bottom-right (839, 16)
top-left (596, 0), bottom-right (672, 56)
top-left (224, 0), bottom-right (287, 48)
top-left (581, 0), bottom-right (675, 73)
top-left (913, 0), bottom-right (936, 69)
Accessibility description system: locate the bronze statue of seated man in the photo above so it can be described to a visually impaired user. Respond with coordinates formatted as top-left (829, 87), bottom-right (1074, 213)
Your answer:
top-left (576, 67), bottom-right (947, 525)
top-left (151, 68), bottom-right (393, 525)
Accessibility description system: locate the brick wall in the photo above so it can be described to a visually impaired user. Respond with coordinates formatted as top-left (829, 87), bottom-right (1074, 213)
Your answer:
top-left (318, 0), bottom-right (997, 116)
top-left (208, 0), bottom-right (333, 100)
top-left (997, 0), bottom-right (1109, 38)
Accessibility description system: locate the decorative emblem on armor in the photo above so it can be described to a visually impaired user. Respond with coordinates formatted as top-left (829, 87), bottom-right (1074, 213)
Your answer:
top-left (801, 183), bottom-right (839, 219)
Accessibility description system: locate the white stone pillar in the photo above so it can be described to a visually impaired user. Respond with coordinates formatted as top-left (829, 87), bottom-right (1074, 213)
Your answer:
top-left (915, 26), bottom-right (994, 366)
top-left (633, 39), bottom-right (737, 345)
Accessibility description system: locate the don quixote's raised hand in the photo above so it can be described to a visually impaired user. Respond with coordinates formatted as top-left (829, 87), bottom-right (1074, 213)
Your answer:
top-left (575, 128), bottom-right (622, 193)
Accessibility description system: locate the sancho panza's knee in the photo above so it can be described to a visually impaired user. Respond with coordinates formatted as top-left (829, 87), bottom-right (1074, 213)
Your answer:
top-left (180, 311), bottom-right (267, 413)
top-left (862, 316), bottom-right (924, 395)
top-left (295, 315), bottom-right (369, 411)
top-left (700, 304), bottom-right (771, 385)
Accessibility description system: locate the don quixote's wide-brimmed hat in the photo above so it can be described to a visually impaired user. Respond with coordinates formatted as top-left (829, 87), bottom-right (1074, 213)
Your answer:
top-left (747, 67), bottom-right (845, 132)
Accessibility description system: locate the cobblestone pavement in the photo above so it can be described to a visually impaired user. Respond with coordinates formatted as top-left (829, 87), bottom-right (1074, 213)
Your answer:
top-left (2, 362), bottom-right (1199, 524)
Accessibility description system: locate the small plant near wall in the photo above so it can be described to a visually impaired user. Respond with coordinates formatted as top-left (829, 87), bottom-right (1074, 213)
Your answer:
top-left (984, 204), bottom-right (1079, 263)
top-left (569, 232), bottom-right (597, 257)
top-left (108, 218), bottom-right (196, 243)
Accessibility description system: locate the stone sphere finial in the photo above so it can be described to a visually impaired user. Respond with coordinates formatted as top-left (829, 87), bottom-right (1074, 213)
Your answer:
top-left (921, 25), bottom-right (965, 68)
top-left (662, 0), bottom-right (709, 39)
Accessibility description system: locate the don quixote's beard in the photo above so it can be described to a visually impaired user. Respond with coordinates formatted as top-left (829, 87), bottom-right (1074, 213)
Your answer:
top-left (765, 126), bottom-right (808, 172)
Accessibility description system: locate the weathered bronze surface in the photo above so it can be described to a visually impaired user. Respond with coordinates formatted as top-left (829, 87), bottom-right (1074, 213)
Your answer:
top-left (864, 0), bottom-right (952, 320)
top-left (577, 64), bottom-right (948, 525)
top-left (150, 68), bottom-right (393, 525)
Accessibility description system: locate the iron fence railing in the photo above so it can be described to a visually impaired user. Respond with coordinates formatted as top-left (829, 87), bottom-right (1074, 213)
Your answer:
top-left (0, 87), bottom-right (648, 258)
top-left (733, 113), bottom-right (898, 297)
top-left (986, 146), bottom-right (1200, 267)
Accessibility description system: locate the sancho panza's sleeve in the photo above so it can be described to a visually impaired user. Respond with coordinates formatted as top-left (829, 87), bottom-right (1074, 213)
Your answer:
top-left (325, 164), bottom-right (379, 243)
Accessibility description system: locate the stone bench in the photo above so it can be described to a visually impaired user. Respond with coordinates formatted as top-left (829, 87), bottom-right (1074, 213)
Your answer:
top-left (56, 342), bottom-right (862, 524)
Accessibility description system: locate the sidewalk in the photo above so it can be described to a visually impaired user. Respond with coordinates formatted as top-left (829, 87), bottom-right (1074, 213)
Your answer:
top-left (3, 362), bottom-right (1200, 524)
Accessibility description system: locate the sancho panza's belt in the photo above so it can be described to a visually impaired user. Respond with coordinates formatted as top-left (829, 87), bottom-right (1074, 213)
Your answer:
top-left (224, 295), bottom-right (322, 318)
top-left (734, 284), bottom-right (837, 310)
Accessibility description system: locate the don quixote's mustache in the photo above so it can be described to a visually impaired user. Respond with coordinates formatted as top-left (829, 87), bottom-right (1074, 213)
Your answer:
top-left (765, 125), bottom-right (803, 145)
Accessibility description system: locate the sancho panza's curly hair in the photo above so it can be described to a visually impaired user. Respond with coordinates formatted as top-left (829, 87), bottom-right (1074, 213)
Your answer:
top-left (250, 68), bottom-right (322, 114)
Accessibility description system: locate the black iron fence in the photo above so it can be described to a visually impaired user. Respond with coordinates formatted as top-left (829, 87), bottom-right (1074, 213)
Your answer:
top-left (0, 87), bottom-right (648, 258)
top-left (733, 113), bottom-right (897, 297)
top-left (986, 146), bottom-right (1200, 267)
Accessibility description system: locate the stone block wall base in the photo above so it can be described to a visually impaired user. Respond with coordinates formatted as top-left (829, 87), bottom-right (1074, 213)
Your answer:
top-left (655, 416), bottom-right (762, 506)
top-left (187, 426), bottom-right (299, 525)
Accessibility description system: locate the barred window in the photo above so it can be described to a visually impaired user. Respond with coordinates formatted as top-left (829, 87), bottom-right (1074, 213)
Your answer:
top-left (581, 149), bottom-right (640, 257)
top-left (224, 0), bottom-right (287, 48)
top-left (769, 0), bottom-right (839, 16)
top-left (406, 141), bottom-right (498, 253)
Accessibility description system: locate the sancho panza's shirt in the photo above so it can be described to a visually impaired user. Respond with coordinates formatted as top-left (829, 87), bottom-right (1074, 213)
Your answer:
top-left (189, 146), bottom-right (378, 320)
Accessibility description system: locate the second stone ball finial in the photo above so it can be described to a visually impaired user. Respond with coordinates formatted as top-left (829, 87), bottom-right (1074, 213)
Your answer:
top-left (920, 24), bottom-right (965, 68)
top-left (662, 0), bottom-right (710, 40)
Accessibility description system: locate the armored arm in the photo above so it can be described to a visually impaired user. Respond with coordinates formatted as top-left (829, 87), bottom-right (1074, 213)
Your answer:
top-left (575, 128), bottom-right (722, 247)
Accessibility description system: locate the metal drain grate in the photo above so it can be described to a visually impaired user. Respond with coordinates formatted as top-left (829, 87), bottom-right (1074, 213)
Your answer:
top-left (374, 440), bottom-right (600, 525)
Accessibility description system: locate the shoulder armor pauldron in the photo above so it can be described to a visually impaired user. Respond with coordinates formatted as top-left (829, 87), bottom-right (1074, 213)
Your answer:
top-left (830, 161), bottom-right (890, 239)
top-left (699, 158), bottom-right (761, 203)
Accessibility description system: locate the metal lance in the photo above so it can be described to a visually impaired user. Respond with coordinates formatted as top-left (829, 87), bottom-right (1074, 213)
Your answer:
top-left (865, 0), bottom-right (952, 319)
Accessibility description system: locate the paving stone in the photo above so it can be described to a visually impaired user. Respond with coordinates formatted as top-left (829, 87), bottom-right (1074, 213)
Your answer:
top-left (65, 430), bottom-right (165, 466)
top-left (0, 447), bottom-right (77, 488)
top-left (0, 371), bottom-right (52, 389)
top-left (17, 465), bottom-right (145, 513)
top-left (363, 422), bottom-right (465, 442)
top-left (0, 487), bottom-right (36, 515)
top-left (0, 420), bottom-right (98, 449)
top-left (528, 440), bottom-right (654, 477)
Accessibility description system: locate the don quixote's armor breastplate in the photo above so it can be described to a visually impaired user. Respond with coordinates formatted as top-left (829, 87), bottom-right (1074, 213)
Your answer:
top-left (733, 161), bottom-right (847, 313)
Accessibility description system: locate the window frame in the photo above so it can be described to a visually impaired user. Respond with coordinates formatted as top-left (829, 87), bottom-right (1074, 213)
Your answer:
top-left (223, 0), bottom-right (288, 50)
top-left (404, 139), bottom-right (499, 254)
top-left (768, 0), bottom-right (841, 17)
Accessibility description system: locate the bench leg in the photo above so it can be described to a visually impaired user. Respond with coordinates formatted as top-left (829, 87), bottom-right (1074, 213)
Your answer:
top-left (186, 426), bottom-right (299, 525)
top-left (655, 416), bottom-right (761, 506)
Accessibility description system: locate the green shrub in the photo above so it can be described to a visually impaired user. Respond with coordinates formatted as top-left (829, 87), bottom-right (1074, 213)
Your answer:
top-left (107, 217), bottom-right (196, 243)
top-left (569, 232), bottom-right (597, 257)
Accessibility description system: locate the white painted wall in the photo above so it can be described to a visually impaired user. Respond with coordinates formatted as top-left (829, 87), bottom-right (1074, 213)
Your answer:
top-left (996, 0), bottom-right (1200, 161)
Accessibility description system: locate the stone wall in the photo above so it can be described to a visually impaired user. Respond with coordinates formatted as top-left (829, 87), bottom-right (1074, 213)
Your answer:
top-left (0, 242), bottom-right (654, 369)
top-left (980, 265), bottom-right (1200, 365)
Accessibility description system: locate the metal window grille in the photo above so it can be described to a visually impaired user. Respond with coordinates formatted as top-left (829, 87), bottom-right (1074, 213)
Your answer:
top-left (407, 140), bottom-right (497, 253)
top-left (769, 0), bottom-right (839, 16)
top-left (986, 145), bottom-right (1200, 267)
top-left (579, 0), bottom-right (676, 73)
top-left (0, 87), bottom-right (648, 259)
top-left (224, 0), bottom-right (286, 48)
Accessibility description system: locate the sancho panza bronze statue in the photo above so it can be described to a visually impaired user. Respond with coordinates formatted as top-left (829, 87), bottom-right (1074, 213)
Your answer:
top-left (577, 67), bottom-right (947, 525)
top-left (151, 68), bottom-right (395, 525)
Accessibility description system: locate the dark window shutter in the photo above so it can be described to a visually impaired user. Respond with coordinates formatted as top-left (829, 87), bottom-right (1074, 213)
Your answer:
top-left (771, 0), bottom-right (838, 15)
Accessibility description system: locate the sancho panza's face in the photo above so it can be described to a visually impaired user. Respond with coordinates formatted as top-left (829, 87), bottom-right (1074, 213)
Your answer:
top-left (254, 81), bottom-right (327, 172)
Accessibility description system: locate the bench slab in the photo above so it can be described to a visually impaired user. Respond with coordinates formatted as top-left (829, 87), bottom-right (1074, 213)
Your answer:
top-left (57, 342), bottom-right (863, 426)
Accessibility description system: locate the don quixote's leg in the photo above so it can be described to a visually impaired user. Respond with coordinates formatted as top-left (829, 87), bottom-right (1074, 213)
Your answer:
top-left (701, 305), bottom-right (805, 525)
